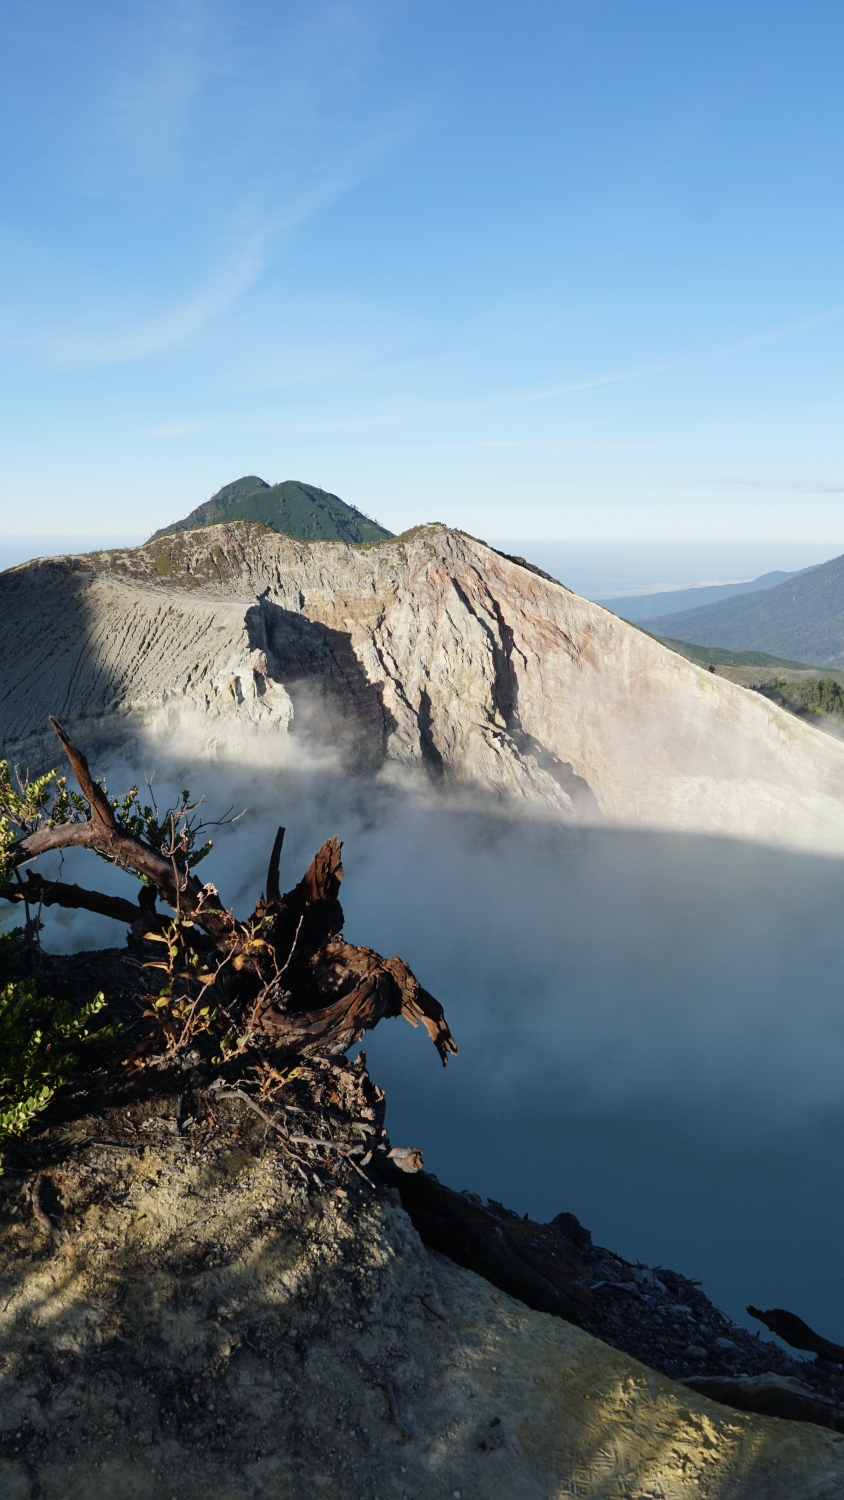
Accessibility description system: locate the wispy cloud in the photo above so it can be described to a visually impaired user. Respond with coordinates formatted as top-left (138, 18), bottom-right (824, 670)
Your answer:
top-left (153, 302), bottom-right (843, 441)
top-left (36, 229), bottom-right (269, 368)
top-left (12, 121), bottom-right (412, 370)
top-left (488, 307), bottom-right (844, 414)
top-left (94, 0), bottom-right (215, 188)
top-left (256, 302), bottom-right (844, 438)
top-left (1, 2), bottom-right (423, 371)
top-left (720, 307), bottom-right (844, 358)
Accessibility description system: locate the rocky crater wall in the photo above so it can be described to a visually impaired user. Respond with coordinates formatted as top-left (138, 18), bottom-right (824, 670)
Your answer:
top-left (3, 522), bottom-right (844, 850)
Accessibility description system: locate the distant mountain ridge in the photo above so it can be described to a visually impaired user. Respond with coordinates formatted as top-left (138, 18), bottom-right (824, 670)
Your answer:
top-left (599, 570), bottom-right (800, 623)
top-left (654, 638), bottom-right (813, 671)
top-left (149, 476), bottom-right (393, 545)
top-left (640, 552), bottom-right (844, 667)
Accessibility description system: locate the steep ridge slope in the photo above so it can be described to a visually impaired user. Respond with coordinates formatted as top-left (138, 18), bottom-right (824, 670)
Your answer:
top-left (641, 552), bottom-right (844, 666)
top-left (3, 522), bottom-right (844, 850)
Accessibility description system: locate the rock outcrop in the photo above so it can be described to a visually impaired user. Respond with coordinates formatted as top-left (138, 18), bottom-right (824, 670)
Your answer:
top-left (4, 522), bottom-right (844, 849)
top-left (4, 1090), bottom-right (844, 1500)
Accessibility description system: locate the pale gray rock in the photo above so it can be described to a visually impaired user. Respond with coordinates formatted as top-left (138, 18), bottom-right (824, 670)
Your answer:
top-left (3, 520), bottom-right (844, 850)
top-left (4, 1138), bottom-right (844, 1500)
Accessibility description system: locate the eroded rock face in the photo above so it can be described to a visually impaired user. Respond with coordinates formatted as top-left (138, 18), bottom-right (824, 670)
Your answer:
top-left (4, 521), bottom-right (844, 849)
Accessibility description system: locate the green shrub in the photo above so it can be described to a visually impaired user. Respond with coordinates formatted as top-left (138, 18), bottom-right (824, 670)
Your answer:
top-left (757, 677), bottom-right (844, 719)
top-left (0, 976), bottom-right (114, 1163)
top-left (0, 918), bottom-right (119, 1168)
top-left (808, 678), bottom-right (844, 716)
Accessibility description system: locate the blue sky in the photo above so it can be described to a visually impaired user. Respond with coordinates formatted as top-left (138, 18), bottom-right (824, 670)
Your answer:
top-left (1, 0), bottom-right (843, 569)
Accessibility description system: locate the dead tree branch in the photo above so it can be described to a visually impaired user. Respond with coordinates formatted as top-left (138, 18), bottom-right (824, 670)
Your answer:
top-left (266, 825), bottom-right (285, 903)
top-left (4, 719), bottom-right (242, 952)
top-left (48, 716), bottom-right (116, 828)
top-left (0, 872), bottom-right (159, 929)
top-left (374, 1156), bottom-right (588, 1323)
top-left (252, 941), bottom-right (457, 1065)
top-left (748, 1306), bottom-right (844, 1364)
top-left (685, 1373), bottom-right (844, 1433)
top-left (1, 716), bottom-right (456, 1068)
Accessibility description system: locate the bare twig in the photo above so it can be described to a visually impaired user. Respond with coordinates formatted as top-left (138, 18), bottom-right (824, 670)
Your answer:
top-left (83, 1140), bottom-right (146, 1152)
top-left (219, 1089), bottom-right (312, 1180)
top-left (289, 1134), bottom-right (349, 1148)
top-left (171, 824), bottom-right (182, 918)
top-left (247, 911), bottom-right (304, 1032)
top-left (339, 1151), bottom-right (376, 1189)
top-left (286, 1130), bottom-right (374, 1187)
top-left (14, 868), bottom-right (38, 980)
top-left (174, 944), bottom-right (235, 1053)
top-left (0, 872), bottom-right (151, 928)
top-left (277, 914), bottom-right (304, 977)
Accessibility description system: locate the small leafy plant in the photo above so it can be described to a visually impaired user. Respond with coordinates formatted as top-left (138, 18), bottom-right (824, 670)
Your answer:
top-left (140, 905), bottom-right (274, 1061)
top-left (109, 782), bottom-right (215, 876)
top-left (0, 760), bottom-right (86, 885)
top-left (0, 756), bottom-right (218, 891)
top-left (142, 912), bottom-right (222, 1050)
top-left (0, 967), bottom-right (116, 1167)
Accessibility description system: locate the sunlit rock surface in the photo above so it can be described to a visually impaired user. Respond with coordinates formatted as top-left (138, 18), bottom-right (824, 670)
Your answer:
top-left (3, 521), bottom-right (844, 849)
top-left (3, 1141), bottom-right (844, 1500)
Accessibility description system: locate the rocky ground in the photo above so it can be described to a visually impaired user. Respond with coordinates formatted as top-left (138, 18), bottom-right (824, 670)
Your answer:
top-left (490, 1198), bottom-right (844, 1401)
top-left (30, 948), bottom-right (844, 1406)
top-left (3, 948), bottom-right (844, 1498)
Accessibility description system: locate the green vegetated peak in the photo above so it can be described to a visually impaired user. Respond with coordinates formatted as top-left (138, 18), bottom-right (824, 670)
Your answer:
top-left (148, 476), bottom-right (393, 546)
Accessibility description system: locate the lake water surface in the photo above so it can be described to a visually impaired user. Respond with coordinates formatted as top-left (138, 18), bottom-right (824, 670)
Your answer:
top-left (347, 814), bottom-right (844, 1344)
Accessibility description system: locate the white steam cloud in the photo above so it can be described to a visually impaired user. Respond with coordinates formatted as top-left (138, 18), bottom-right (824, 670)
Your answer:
top-left (26, 719), bottom-right (844, 1137)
